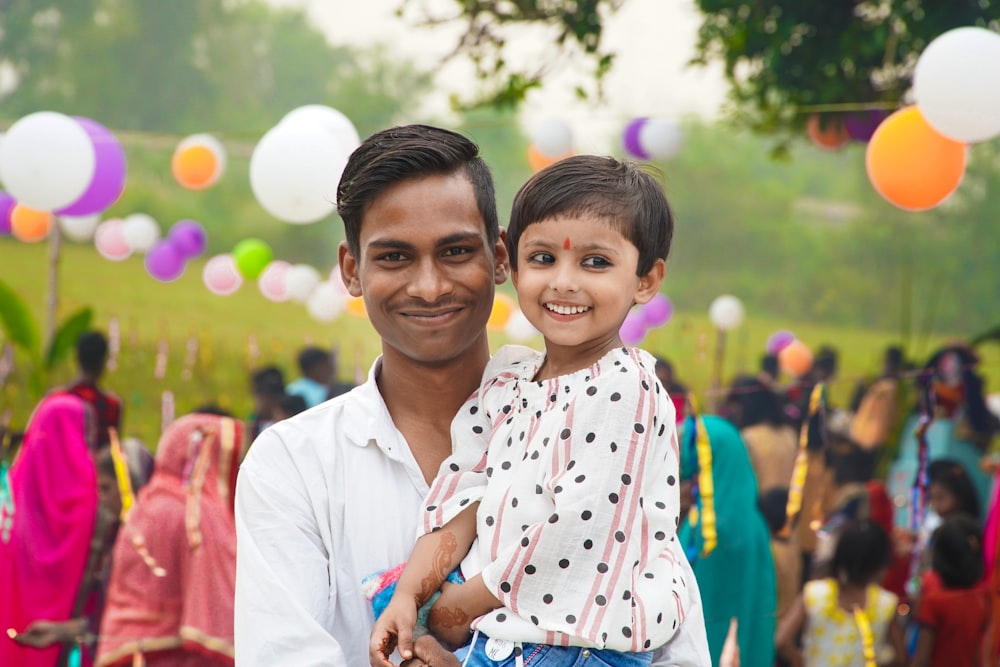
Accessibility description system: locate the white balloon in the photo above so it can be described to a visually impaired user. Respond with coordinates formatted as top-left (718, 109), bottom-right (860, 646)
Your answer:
top-left (306, 282), bottom-right (346, 322)
top-left (0, 112), bottom-right (96, 211)
top-left (58, 214), bottom-right (101, 243)
top-left (250, 124), bottom-right (350, 224)
top-left (505, 309), bottom-right (541, 342)
top-left (913, 27), bottom-right (1000, 143)
top-left (639, 118), bottom-right (683, 160)
top-left (121, 212), bottom-right (161, 253)
top-left (284, 263), bottom-right (322, 303)
top-left (280, 105), bottom-right (361, 153)
top-left (329, 264), bottom-right (352, 296)
top-left (708, 294), bottom-right (745, 332)
top-left (530, 117), bottom-right (573, 158)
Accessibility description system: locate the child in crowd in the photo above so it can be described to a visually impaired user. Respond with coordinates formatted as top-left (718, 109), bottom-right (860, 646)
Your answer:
top-left (370, 156), bottom-right (697, 667)
top-left (928, 459), bottom-right (980, 522)
top-left (776, 520), bottom-right (905, 667)
top-left (911, 515), bottom-right (989, 667)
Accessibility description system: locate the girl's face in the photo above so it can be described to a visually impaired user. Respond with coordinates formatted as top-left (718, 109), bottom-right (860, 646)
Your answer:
top-left (929, 481), bottom-right (957, 518)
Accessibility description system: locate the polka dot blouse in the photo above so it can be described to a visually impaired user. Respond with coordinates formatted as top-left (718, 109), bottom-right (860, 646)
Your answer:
top-left (421, 345), bottom-right (688, 651)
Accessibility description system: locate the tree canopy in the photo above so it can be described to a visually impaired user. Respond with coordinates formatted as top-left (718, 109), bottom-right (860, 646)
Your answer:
top-left (689, 1), bottom-right (1000, 140)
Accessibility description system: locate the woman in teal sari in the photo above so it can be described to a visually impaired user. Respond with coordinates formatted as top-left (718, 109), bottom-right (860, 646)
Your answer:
top-left (679, 414), bottom-right (777, 667)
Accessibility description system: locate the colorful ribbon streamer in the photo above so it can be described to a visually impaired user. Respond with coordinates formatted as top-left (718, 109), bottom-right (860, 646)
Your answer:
top-left (782, 383), bottom-right (826, 538)
top-left (684, 396), bottom-right (717, 557)
top-left (109, 428), bottom-right (136, 522)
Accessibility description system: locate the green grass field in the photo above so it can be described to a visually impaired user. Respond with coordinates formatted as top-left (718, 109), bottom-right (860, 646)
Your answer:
top-left (2, 237), bottom-right (996, 449)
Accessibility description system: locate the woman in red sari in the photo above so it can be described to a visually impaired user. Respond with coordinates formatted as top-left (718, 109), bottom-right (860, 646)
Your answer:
top-left (0, 393), bottom-right (107, 667)
top-left (96, 412), bottom-right (245, 667)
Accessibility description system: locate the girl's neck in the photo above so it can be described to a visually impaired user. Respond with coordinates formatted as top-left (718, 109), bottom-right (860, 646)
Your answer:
top-left (536, 336), bottom-right (622, 381)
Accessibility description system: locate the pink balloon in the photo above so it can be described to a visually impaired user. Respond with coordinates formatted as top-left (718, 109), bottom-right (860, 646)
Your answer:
top-left (641, 294), bottom-right (673, 327)
top-left (0, 191), bottom-right (14, 235)
top-left (619, 310), bottom-right (647, 346)
top-left (203, 254), bottom-right (243, 296)
top-left (766, 330), bottom-right (796, 356)
top-left (94, 219), bottom-right (132, 261)
top-left (258, 260), bottom-right (290, 302)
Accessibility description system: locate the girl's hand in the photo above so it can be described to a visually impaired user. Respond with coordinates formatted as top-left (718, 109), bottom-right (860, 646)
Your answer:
top-left (370, 598), bottom-right (419, 667)
top-left (427, 582), bottom-right (473, 650)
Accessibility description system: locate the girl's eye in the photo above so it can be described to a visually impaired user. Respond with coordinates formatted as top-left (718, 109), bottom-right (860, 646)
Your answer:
top-left (528, 252), bottom-right (555, 264)
top-left (582, 256), bottom-right (611, 268)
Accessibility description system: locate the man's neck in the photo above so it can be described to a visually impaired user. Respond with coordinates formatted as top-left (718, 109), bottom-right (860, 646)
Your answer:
top-left (74, 372), bottom-right (101, 386)
top-left (377, 344), bottom-right (491, 423)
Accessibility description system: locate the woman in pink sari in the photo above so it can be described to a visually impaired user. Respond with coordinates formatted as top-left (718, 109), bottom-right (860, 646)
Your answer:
top-left (0, 393), bottom-right (104, 667)
top-left (96, 412), bottom-right (245, 667)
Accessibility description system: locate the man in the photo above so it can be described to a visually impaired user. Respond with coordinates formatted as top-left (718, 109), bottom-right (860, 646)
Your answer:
top-left (286, 346), bottom-right (334, 409)
top-left (234, 125), bottom-right (708, 666)
top-left (62, 330), bottom-right (121, 447)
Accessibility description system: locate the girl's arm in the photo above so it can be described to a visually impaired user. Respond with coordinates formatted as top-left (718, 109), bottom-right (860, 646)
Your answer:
top-left (427, 574), bottom-right (502, 649)
top-left (887, 615), bottom-right (907, 667)
top-left (910, 627), bottom-right (934, 667)
top-left (370, 504), bottom-right (479, 667)
top-left (775, 595), bottom-right (807, 667)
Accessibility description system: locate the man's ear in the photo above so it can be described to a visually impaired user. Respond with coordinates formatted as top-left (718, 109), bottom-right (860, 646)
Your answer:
top-left (494, 228), bottom-right (510, 285)
top-left (338, 241), bottom-right (363, 297)
top-left (634, 259), bottom-right (666, 305)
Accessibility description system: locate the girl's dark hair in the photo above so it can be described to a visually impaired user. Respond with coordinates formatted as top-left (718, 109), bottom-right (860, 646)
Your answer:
top-left (929, 459), bottom-right (981, 520)
top-left (758, 487), bottom-right (790, 535)
top-left (506, 155), bottom-right (673, 275)
top-left (337, 124), bottom-right (498, 259)
top-left (932, 514), bottom-right (984, 588)
top-left (831, 520), bottom-right (891, 587)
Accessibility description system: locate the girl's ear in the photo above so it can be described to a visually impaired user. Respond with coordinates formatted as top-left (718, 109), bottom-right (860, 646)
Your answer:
top-left (634, 259), bottom-right (666, 305)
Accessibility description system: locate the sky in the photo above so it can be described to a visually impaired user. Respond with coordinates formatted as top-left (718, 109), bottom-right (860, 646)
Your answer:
top-left (264, 0), bottom-right (729, 151)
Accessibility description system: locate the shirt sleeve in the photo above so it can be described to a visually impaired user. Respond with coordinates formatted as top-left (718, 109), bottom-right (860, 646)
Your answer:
top-left (480, 364), bottom-right (685, 644)
top-left (649, 543), bottom-right (711, 667)
top-left (915, 590), bottom-right (940, 630)
top-left (234, 428), bottom-right (348, 667)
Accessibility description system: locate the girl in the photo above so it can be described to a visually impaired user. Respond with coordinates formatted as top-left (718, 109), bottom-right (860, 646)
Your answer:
top-left (911, 515), bottom-right (989, 667)
top-left (776, 520), bottom-right (905, 667)
top-left (370, 156), bottom-right (701, 667)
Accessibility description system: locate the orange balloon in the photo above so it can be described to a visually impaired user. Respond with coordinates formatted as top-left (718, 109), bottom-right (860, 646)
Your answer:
top-left (866, 106), bottom-right (967, 211)
top-left (527, 144), bottom-right (572, 173)
top-left (345, 296), bottom-right (367, 319)
top-left (10, 204), bottom-right (52, 243)
top-left (172, 145), bottom-right (220, 190)
top-left (487, 293), bottom-right (515, 332)
top-left (806, 114), bottom-right (850, 151)
top-left (778, 339), bottom-right (813, 378)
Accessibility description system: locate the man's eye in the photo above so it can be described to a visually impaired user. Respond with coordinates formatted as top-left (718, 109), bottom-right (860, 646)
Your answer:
top-left (582, 256), bottom-right (611, 268)
top-left (378, 252), bottom-right (406, 262)
top-left (443, 246), bottom-right (472, 257)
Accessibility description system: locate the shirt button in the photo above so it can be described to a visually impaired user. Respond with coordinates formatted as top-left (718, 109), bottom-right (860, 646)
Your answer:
top-left (582, 649), bottom-right (591, 658)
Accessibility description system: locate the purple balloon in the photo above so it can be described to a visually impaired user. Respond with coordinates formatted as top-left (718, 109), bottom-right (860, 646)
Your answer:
top-left (641, 294), bottom-right (673, 327)
top-left (56, 117), bottom-right (127, 216)
top-left (619, 310), bottom-right (647, 346)
top-left (169, 219), bottom-right (207, 259)
top-left (145, 239), bottom-right (187, 282)
top-left (0, 191), bottom-right (15, 236)
top-left (622, 118), bottom-right (651, 160)
top-left (844, 110), bottom-right (888, 143)
top-left (765, 330), bottom-right (796, 356)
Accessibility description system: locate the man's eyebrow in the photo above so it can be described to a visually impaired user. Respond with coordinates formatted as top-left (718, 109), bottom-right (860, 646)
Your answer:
top-left (366, 238), bottom-right (415, 252)
top-left (437, 232), bottom-right (485, 247)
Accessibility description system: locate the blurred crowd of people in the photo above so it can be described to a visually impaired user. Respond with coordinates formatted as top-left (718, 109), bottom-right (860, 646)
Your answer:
top-left (1, 328), bottom-right (998, 667)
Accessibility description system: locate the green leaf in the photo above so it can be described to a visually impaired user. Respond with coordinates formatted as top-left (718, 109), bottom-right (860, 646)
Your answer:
top-left (0, 278), bottom-right (40, 360)
top-left (44, 307), bottom-right (93, 371)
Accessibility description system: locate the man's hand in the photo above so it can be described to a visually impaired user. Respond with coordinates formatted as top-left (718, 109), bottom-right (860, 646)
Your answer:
top-left (12, 619), bottom-right (84, 648)
top-left (400, 635), bottom-right (462, 667)
top-left (370, 597), bottom-right (420, 667)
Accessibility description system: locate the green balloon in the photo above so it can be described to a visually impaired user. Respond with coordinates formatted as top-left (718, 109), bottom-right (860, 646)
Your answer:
top-left (232, 238), bottom-right (273, 279)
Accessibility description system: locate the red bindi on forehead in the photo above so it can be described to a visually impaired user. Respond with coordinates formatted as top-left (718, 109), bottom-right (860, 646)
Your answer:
top-left (563, 237), bottom-right (571, 251)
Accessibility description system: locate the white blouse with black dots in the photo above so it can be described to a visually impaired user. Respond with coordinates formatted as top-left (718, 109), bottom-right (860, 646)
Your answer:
top-left (421, 345), bottom-right (689, 652)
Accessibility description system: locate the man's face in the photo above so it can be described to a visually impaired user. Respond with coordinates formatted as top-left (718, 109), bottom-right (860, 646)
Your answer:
top-left (340, 173), bottom-right (508, 367)
top-left (98, 472), bottom-right (122, 520)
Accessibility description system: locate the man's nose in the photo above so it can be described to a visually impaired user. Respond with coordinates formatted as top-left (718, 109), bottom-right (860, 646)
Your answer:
top-left (406, 258), bottom-right (454, 301)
